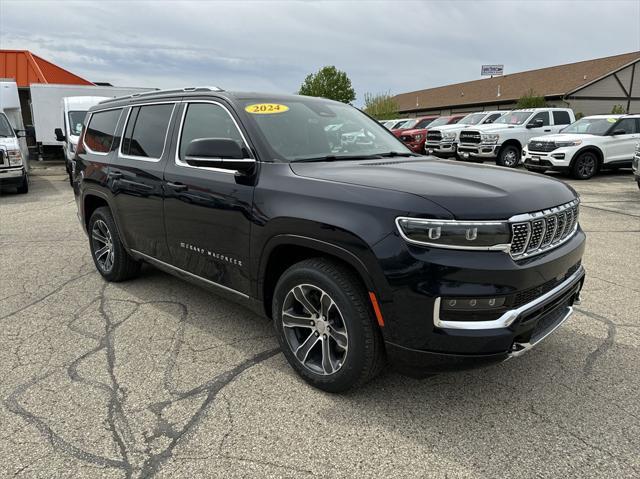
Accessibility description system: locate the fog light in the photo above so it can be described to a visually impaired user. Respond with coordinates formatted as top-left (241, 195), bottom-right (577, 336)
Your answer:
top-left (442, 297), bottom-right (506, 311)
top-left (551, 153), bottom-right (565, 159)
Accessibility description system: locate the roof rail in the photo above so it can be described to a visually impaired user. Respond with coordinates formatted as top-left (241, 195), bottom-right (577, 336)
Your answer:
top-left (99, 86), bottom-right (224, 105)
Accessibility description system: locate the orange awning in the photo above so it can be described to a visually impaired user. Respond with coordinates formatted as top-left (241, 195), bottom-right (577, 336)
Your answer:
top-left (0, 50), bottom-right (94, 87)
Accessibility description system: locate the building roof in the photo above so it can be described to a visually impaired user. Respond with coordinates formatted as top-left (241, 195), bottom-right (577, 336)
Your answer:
top-left (0, 50), bottom-right (94, 87)
top-left (395, 51), bottom-right (640, 113)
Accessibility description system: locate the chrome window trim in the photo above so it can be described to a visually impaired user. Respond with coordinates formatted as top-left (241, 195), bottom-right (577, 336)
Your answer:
top-left (433, 265), bottom-right (584, 330)
top-left (174, 100), bottom-right (253, 174)
top-left (118, 102), bottom-right (177, 163)
top-left (82, 107), bottom-right (124, 156)
top-left (131, 249), bottom-right (248, 298)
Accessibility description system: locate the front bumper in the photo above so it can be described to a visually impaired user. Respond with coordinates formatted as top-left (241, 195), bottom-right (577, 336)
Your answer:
top-left (523, 146), bottom-right (577, 171)
top-left (457, 143), bottom-right (499, 159)
top-left (425, 140), bottom-right (457, 157)
top-left (400, 138), bottom-right (426, 153)
top-left (373, 228), bottom-right (586, 374)
top-left (0, 166), bottom-right (26, 186)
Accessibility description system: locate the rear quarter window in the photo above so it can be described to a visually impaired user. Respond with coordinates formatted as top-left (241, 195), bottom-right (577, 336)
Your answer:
top-left (84, 109), bottom-right (122, 153)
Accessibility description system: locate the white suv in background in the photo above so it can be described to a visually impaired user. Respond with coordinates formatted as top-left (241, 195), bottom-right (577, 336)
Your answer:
top-left (523, 114), bottom-right (640, 179)
top-left (425, 111), bottom-right (504, 158)
top-left (457, 108), bottom-right (575, 167)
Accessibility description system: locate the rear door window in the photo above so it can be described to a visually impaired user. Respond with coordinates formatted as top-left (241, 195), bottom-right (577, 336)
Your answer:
top-left (121, 103), bottom-right (175, 159)
top-left (552, 111), bottom-right (571, 125)
top-left (84, 109), bottom-right (122, 154)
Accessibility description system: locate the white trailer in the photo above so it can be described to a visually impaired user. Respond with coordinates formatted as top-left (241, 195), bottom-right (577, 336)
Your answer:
top-left (29, 84), bottom-right (155, 158)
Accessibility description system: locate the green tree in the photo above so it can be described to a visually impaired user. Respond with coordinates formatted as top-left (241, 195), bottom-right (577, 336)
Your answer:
top-left (298, 66), bottom-right (356, 104)
top-left (363, 91), bottom-right (398, 120)
top-left (611, 104), bottom-right (626, 114)
top-left (516, 89), bottom-right (547, 108)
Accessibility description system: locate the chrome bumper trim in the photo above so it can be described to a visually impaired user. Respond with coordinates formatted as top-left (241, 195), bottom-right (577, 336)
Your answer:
top-left (0, 167), bottom-right (25, 179)
top-left (433, 265), bottom-right (584, 330)
top-left (508, 306), bottom-right (573, 358)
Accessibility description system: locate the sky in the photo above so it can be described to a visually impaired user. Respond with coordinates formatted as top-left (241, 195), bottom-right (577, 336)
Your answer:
top-left (1, 0), bottom-right (639, 105)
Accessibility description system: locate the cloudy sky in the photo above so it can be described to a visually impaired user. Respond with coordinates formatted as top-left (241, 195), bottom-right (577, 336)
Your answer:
top-left (1, 0), bottom-right (639, 105)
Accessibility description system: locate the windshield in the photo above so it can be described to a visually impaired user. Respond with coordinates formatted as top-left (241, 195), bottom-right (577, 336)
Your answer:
top-left (397, 118), bottom-right (417, 129)
top-left (0, 113), bottom-right (14, 137)
top-left (561, 117), bottom-right (618, 135)
top-left (494, 111), bottom-right (531, 125)
top-left (425, 117), bottom-right (450, 128)
top-left (459, 113), bottom-right (486, 125)
top-left (241, 98), bottom-right (412, 161)
top-left (68, 111), bottom-right (87, 136)
top-left (414, 118), bottom-right (436, 129)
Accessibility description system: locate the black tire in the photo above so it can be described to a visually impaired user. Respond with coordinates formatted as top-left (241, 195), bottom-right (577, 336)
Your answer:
top-left (636, 180), bottom-right (640, 190)
top-left (571, 151), bottom-right (598, 180)
top-left (272, 258), bottom-right (384, 393)
top-left (525, 166), bottom-right (546, 174)
top-left (88, 207), bottom-right (140, 282)
top-left (16, 176), bottom-right (28, 194)
top-left (496, 145), bottom-right (521, 168)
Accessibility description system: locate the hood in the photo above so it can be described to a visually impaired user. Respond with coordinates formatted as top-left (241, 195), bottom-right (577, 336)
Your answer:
top-left (290, 158), bottom-right (577, 220)
top-left (462, 123), bottom-right (522, 133)
top-left (0, 136), bottom-right (20, 150)
top-left (433, 123), bottom-right (468, 132)
top-left (399, 128), bottom-right (427, 136)
top-left (529, 133), bottom-right (596, 143)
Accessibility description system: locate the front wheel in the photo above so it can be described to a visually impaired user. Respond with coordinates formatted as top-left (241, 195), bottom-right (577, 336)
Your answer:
top-left (16, 176), bottom-right (28, 194)
top-left (571, 152), bottom-right (598, 179)
top-left (272, 258), bottom-right (384, 393)
top-left (497, 145), bottom-right (521, 167)
top-left (88, 207), bottom-right (141, 282)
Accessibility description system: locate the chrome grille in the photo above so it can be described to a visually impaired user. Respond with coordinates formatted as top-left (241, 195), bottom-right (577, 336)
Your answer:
top-left (510, 200), bottom-right (579, 259)
top-left (528, 141), bottom-right (557, 153)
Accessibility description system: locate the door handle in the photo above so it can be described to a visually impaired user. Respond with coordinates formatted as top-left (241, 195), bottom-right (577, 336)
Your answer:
top-left (166, 182), bottom-right (188, 192)
top-left (544, 129), bottom-right (551, 132)
top-left (109, 171), bottom-right (123, 179)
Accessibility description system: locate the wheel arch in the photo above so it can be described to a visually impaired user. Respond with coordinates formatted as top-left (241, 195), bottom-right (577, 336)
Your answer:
top-left (569, 145), bottom-right (604, 170)
top-left (499, 138), bottom-right (522, 153)
top-left (258, 234), bottom-right (384, 320)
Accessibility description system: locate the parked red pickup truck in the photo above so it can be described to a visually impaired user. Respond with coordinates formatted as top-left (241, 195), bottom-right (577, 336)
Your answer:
top-left (397, 114), bottom-right (466, 154)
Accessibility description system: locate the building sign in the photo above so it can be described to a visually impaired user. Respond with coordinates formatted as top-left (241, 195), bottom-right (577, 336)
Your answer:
top-left (481, 65), bottom-right (504, 76)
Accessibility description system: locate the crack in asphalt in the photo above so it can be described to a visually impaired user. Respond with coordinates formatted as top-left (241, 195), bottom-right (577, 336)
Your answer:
top-left (575, 308), bottom-right (617, 375)
top-left (3, 278), bottom-right (280, 478)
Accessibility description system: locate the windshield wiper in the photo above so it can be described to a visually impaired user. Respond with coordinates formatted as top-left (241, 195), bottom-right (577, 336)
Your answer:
top-left (290, 154), bottom-right (385, 163)
top-left (379, 151), bottom-right (419, 157)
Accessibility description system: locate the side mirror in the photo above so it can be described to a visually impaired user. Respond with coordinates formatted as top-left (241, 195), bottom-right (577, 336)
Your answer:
top-left (611, 129), bottom-right (626, 136)
top-left (54, 128), bottom-right (66, 142)
top-left (527, 118), bottom-right (544, 129)
top-left (184, 138), bottom-right (255, 172)
top-left (15, 129), bottom-right (27, 138)
top-left (484, 119), bottom-right (494, 124)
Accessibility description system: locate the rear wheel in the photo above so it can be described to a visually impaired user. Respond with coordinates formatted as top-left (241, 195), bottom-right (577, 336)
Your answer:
top-left (571, 152), bottom-right (598, 179)
top-left (88, 207), bottom-right (140, 282)
top-left (497, 145), bottom-right (520, 168)
top-left (272, 258), bottom-right (384, 392)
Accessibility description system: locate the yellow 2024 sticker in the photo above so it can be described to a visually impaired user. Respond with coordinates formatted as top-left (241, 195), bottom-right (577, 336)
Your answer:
top-left (607, 117), bottom-right (617, 123)
top-left (245, 103), bottom-right (289, 114)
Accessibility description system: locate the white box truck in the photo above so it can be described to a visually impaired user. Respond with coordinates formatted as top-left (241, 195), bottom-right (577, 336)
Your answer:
top-left (29, 84), bottom-right (155, 160)
top-left (0, 79), bottom-right (30, 167)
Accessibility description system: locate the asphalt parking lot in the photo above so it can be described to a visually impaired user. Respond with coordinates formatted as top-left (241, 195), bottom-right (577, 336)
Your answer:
top-left (1, 163), bottom-right (638, 478)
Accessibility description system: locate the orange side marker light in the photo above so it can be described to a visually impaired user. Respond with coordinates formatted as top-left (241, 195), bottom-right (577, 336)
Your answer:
top-left (368, 292), bottom-right (385, 327)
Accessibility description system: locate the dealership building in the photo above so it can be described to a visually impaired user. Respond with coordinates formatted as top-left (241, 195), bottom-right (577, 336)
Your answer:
top-left (394, 51), bottom-right (640, 117)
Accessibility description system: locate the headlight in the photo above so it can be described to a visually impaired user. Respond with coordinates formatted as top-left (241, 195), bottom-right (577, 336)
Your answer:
top-left (413, 134), bottom-right (423, 141)
top-left (554, 140), bottom-right (582, 148)
top-left (7, 149), bottom-right (23, 166)
top-left (442, 132), bottom-right (456, 140)
top-left (481, 133), bottom-right (499, 144)
top-left (396, 217), bottom-right (511, 250)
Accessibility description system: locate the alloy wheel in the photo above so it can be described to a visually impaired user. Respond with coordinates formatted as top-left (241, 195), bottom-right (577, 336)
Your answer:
top-left (577, 155), bottom-right (596, 178)
top-left (91, 219), bottom-right (115, 272)
top-left (281, 284), bottom-right (349, 376)
top-left (503, 149), bottom-right (518, 167)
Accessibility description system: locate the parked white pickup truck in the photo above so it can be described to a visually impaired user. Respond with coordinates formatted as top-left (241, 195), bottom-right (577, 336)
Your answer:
top-left (425, 110), bottom-right (504, 158)
top-left (523, 114), bottom-right (640, 179)
top-left (457, 108), bottom-right (575, 167)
